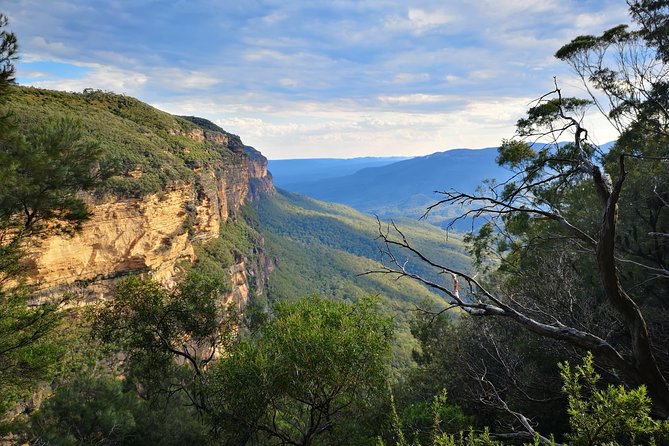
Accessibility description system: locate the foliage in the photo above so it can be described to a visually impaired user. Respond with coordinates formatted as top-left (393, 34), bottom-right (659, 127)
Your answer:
top-left (0, 287), bottom-right (65, 420)
top-left (0, 14), bottom-right (101, 423)
top-left (381, 353), bottom-right (669, 446)
top-left (29, 373), bottom-right (209, 446)
top-left (91, 273), bottom-right (237, 406)
top-left (5, 86), bottom-right (241, 198)
top-left (257, 190), bottom-right (468, 307)
top-left (560, 353), bottom-right (669, 445)
top-left (0, 13), bottom-right (16, 100)
top-left (256, 190), bottom-right (471, 372)
top-left (207, 295), bottom-right (394, 445)
top-left (380, 390), bottom-right (502, 446)
top-left (0, 116), bottom-right (101, 239)
top-left (372, 0), bottom-right (669, 428)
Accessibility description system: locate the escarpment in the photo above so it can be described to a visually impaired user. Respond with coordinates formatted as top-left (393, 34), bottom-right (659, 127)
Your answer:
top-left (12, 87), bottom-right (274, 306)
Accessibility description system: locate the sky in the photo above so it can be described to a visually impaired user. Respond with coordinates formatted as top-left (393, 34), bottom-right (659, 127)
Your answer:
top-left (5, 0), bottom-right (630, 159)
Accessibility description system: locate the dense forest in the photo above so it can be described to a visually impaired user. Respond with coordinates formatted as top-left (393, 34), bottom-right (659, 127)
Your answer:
top-left (1, 1), bottom-right (669, 445)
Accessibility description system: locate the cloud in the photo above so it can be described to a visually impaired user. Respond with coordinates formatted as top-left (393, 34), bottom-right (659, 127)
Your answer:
top-left (377, 93), bottom-right (457, 105)
top-left (384, 8), bottom-right (457, 34)
top-left (22, 63), bottom-right (148, 95)
top-left (4, 0), bottom-right (630, 158)
top-left (391, 72), bottom-right (430, 84)
top-left (155, 69), bottom-right (220, 90)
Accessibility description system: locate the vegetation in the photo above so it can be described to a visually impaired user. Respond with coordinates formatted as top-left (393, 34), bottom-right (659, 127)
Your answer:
top-left (3, 2), bottom-right (669, 445)
top-left (0, 13), bottom-right (102, 424)
top-left (208, 296), bottom-right (393, 446)
top-left (257, 189), bottom-right (470, 308)
top-left (272, 149), bottom-right (507, 231)
top-left (30, 373), bottom-right (208, 446)
top-left (256, 189), bottom-right (471, 371)
top-left (371, 0), bottom-right (669, 440)
top-left (5, 86), bottom-right (243, 198)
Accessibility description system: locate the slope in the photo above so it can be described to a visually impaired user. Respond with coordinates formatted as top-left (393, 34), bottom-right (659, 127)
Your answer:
top-left (6, 86), bottom-right (246, 198)
top-left (256, 189), bottom-right (470, 311)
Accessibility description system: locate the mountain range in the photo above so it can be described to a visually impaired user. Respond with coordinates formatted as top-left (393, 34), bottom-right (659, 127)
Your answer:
top-left (269, 156), bottom-right (409, 186)
top-left (270, 148), bottom-right (510, 230)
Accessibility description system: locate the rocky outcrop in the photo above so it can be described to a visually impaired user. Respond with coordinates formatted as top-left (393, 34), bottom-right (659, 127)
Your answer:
top-left (27, 187), bottom-right (195, 295)
top-left (245, 145), bottom-right (275, 199)
top-left (26, 121), bottom-right (274, 307)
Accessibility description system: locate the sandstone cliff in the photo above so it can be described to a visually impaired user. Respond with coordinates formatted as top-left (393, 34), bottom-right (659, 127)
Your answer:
top-left (21, 101), bottom-right (274, 307)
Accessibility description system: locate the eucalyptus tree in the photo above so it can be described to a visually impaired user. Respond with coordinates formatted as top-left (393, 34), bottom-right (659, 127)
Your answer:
top-left (372, 0), bottom-right (669, 430)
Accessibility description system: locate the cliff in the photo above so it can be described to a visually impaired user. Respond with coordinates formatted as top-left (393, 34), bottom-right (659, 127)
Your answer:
top-left (8, 87), bottom-right (274, 306)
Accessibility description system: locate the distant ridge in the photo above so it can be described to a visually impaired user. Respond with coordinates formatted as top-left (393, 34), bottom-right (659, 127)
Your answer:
top-left (269, 156), bottom-right (410, 186)
top-left (274, 147), bottom-right (507, 229)
top-left (270, 141), bottom-right (616, 230)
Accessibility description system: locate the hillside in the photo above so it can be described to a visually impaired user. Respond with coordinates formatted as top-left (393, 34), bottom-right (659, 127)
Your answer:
top-left (256, 189), bottom-right (469, 307)
top-left (255, 189), bottom-right (470, 368)
top-left (5, 86), bottom-right (273, 299)
top-left (273, 148), bottom-right (510, 230)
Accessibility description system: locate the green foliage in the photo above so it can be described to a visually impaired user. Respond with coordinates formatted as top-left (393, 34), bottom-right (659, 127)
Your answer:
top-left (516, 98), bottom-right (591, 137)
top-left (383, 352), bottom-right (669, 445)
top-left (258, 190), bottom-right (469, 308)
top-left (29, 374), bottom-right (209, 446)
top-left (91, 274), bottom-right (236, 401)
top-left (560, 353), bottom-right (669, 445)
top-left (5, 86), bottom-right (240, 198)
top-left (256, 190), bottom-right (470, 372)
top-left (380, 390), bottom-right (497, 446)
top-left (208, 296), bottom-right (394, 445)
top-left (30, 375), bottom-right (139, 446)
top-left (0, 17), bottom-right (104, 424)
top-left (497, 140), bottom-right (536, 169)
top-left (0, 116), bottom-right (101, 237)
top-left (0, 288), bottom-right (65, 420)
top-left (554, 25), bottom-right (630, 60)
top-left (0, 14), bottom-right (16, 99)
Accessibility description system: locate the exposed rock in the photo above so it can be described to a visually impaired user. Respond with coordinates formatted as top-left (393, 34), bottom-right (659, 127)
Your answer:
top-left (245, 145), bottom-right (275, 199)
top-left (26, 121), bottom-right (274, 308)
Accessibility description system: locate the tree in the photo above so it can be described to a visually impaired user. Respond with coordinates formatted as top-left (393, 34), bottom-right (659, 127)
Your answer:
top-left (379, 354), bottom-right (669, 446)
top-left (29, 373), bottom-right (210, 446)
top-left (560, 353), bottom-right (669, 445)
top-left (371, 1), bottom-right (669, 433)
top-left (91, 272), bottom-right (236, 410)
top-left (0, 12), bottom-right (101, 421)
top-left (207, 296), bottom-right (393, 446)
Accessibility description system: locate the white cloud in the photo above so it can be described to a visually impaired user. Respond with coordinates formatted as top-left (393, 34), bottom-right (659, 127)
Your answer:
top-left (377, 93), bottom-right (455, 105)
top-left (24, 63), bottom-right (148, 95)
top-left (384, 8), bottom-right (457, 34)
top-left (278, 78), bottom-right (299, 88)
top-left (4, 0), bottom-right (631, 159)
top-left (391, 72), bottom-right (430, 84)
top-left (156, 68), bottom-right (220, 90)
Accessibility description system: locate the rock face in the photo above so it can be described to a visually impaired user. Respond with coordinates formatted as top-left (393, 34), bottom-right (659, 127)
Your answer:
top-left (245, 145), bottom-right (275, 200)
top-left (27, 126), bottom-right (274, 307)
top-left (28, 188), bottom-right (195, 294)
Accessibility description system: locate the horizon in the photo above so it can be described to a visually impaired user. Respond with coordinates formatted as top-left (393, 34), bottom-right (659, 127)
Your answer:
top-left (6, 1), bottom-right (628, 159)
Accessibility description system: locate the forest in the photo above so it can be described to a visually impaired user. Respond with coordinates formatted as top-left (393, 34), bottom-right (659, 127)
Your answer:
top-left (1, 1), bottom-right (669, 445)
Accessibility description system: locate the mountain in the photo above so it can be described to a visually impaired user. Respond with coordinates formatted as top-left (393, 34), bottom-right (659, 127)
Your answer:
top-left (7, 86), bottom-right (273, 304)
top-left (268, 156), bottom-right (409, 186)
top-left (276, 148), bottom-right (510, 230)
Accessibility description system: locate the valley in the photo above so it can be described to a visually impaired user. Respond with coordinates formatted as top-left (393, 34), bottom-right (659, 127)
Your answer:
top-left (269, 149), bottom-right (510, 230)
top-left (2, 2), bottom-right (669, 443)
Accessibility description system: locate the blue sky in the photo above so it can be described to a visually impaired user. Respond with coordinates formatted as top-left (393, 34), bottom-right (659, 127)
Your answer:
top-left (5, 1), bottom-right (629, 159)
